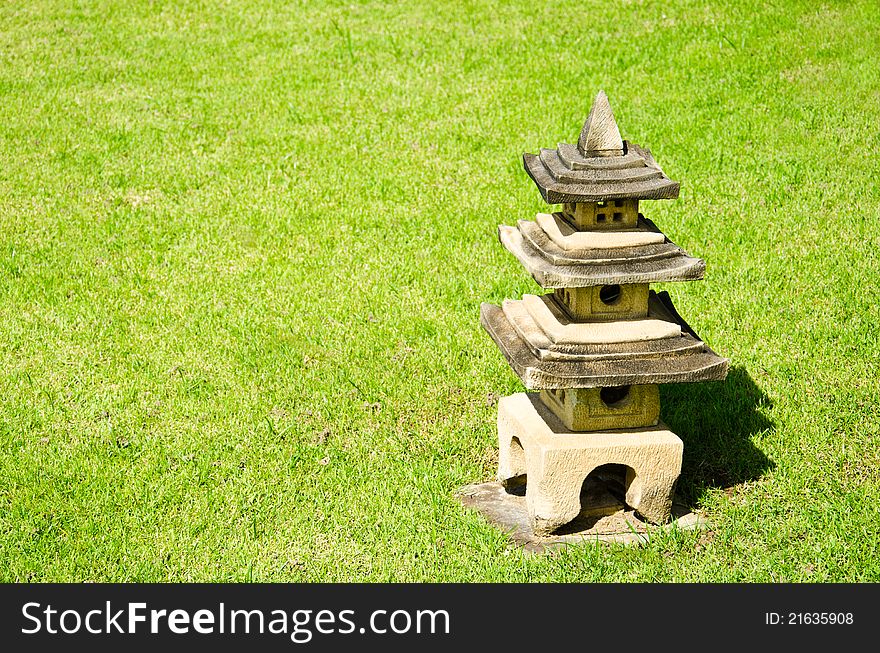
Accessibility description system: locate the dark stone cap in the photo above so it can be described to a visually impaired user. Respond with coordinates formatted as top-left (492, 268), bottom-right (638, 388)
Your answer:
top-left (524, 92), bottom-right (680, 203)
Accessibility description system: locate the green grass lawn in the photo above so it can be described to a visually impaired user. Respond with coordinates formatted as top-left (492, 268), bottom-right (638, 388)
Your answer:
top-left (1, 0), bottom-right (878, 581)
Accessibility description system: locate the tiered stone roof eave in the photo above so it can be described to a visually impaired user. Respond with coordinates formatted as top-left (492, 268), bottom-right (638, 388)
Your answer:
top-left (523, 142), bottom-right (680, 204)
top-left (498, 221), bottom-right (705, 288)
top-left (480, 292), bottom-right (729, 389)
top-left (482, 90), bottom-right (728, 390)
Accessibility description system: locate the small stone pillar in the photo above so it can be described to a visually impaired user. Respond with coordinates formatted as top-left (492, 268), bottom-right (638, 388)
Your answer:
top-left (480, 91), bottom-right (729, 535)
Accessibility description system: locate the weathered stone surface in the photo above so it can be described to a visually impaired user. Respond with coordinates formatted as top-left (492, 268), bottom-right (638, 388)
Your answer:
top-left (497, 393), bottom-right (682, 533)
top-left (524, 142), bottom-right (679, 204)
top-left (554, 283), bottom-right (649, 321)
top-left (480, 299), bottom-right (729, 388)
top-left (474, 92), bottom-right (730, 544)
top-left (562, 200), bottom-right (640, 230)
top-left (499, 223), bottom-right (705, 287)
top-left (536, 212), bottom-right (664, 249)
top-left (456, 481), bottom-right (706, 551)
top-left (539, 384), bottom-right (660, 431)
top-left (541, 147), bottom-right (664, 185)
top-left (518, 217), bottom-right (686, 266)
top-left (503, 473), bottom-right (624, 519)
top-left (523, 93), bottom-right (679, 203)
top-left (501, 293), bottom-right (709, 362)
top-left (520, 293), bottom-right (681, 344)
top-left (557, 143), bottom-right (643, 170)
top-left (577, 91), bottom-right (624, 157)
top-left (501, 290), bottom-right (708, 360)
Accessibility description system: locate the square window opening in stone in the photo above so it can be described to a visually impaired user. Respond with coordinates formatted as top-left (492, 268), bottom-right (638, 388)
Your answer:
top-left (596, 213), bottom-right (606, 222)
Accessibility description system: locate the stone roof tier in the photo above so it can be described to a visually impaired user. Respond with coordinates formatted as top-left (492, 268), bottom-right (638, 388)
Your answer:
top-left (523, 91), bottom-right (680, 203)
top-left (498, 216), bottom-right (704, 288)
top-left (480, 291), bottom-right (728, 389)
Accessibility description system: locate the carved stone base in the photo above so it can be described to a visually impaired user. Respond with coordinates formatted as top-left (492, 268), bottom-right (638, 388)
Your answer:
top-left (498, 392), bottom-right (682, 535)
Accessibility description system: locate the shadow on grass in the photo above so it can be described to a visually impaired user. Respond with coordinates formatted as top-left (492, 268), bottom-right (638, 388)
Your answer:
top-left (660, 366), bottom-right (775, 506)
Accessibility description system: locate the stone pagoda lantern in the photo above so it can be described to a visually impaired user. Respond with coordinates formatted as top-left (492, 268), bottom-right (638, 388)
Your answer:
top-left (480, 91), bottom-right (728, 535)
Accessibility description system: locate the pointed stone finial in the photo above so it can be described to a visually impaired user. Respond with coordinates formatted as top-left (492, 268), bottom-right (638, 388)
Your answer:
top-left (577, 90), bottom-right (624, 157)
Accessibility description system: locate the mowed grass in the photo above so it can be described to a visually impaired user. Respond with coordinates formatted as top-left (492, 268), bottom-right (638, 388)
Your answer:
top-left (1, 0), bottom-right (878, 581)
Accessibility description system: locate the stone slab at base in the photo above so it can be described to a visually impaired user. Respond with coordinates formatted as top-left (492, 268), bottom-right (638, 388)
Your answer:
top-left (457, 481), bottom-right (706, 553)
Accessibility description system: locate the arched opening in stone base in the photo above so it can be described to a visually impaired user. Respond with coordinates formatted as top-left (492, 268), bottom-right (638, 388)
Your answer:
top-left (553, 463), bottom-right (639, 535)
top-left (501, 436), bottom-right (527, 497)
